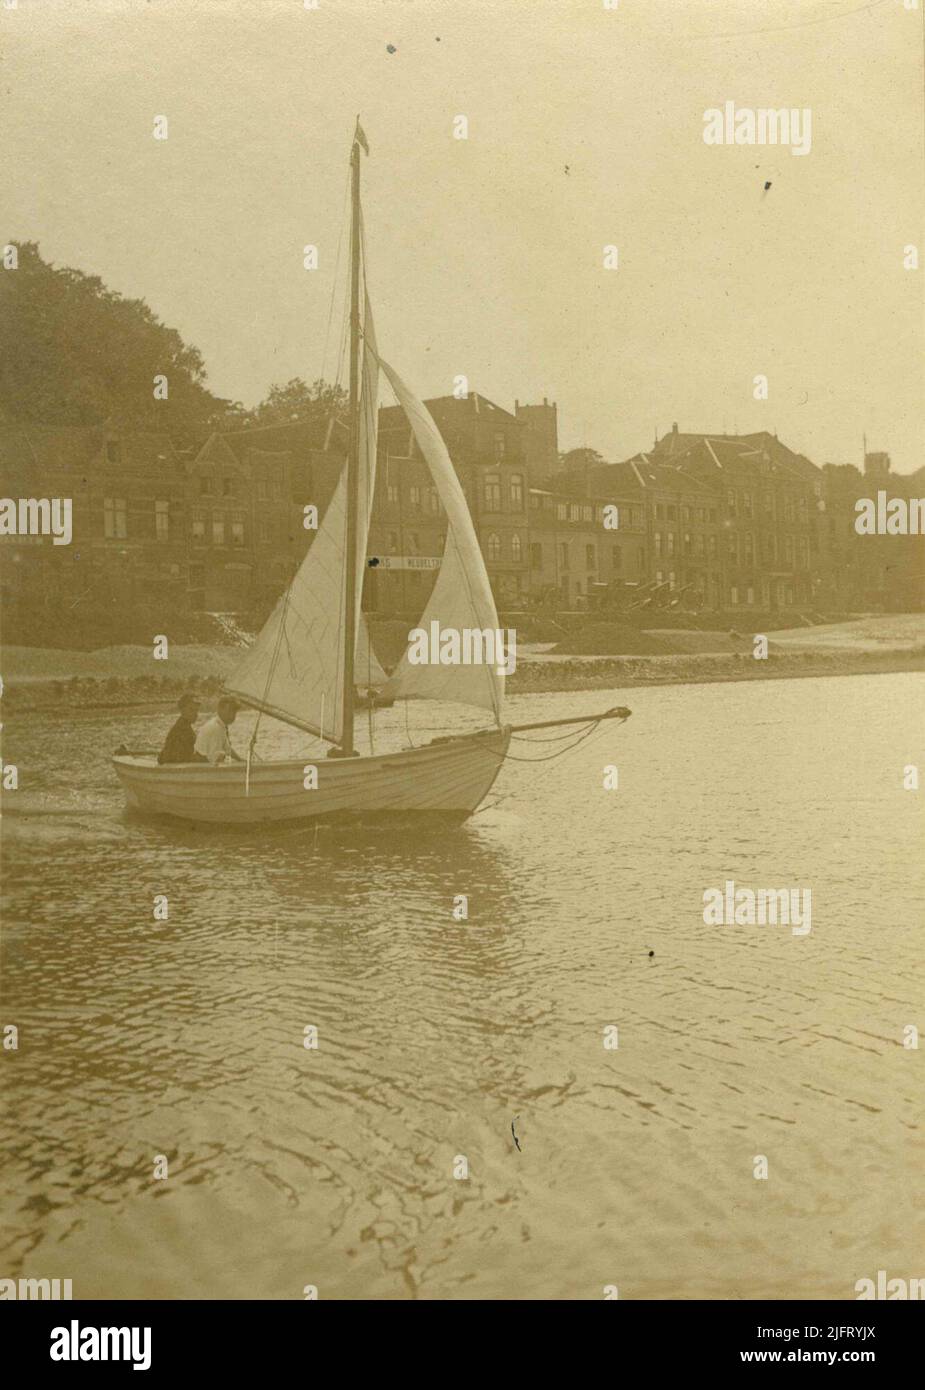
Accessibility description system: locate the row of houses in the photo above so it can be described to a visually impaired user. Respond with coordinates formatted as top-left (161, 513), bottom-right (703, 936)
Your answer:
top-left (1, 395), bottom-right (922, 620)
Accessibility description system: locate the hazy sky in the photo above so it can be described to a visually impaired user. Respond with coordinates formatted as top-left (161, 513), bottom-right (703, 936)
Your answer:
top-left (4, 0), bottom-right (923, 470)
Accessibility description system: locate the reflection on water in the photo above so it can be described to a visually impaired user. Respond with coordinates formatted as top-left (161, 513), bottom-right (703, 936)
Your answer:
top-left (1, 673), bottom-right (923, 1299)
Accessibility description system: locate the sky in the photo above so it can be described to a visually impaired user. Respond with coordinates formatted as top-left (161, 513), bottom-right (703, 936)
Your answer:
top-left (3, 0), bottom-right (923, 471)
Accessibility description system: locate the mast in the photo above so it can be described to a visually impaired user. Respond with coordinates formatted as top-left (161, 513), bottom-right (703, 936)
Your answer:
top-left (341, 130), bottom-right (362, 755)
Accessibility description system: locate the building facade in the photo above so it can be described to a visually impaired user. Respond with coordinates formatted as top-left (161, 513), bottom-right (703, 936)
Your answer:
top-left (2, 413), bottom-right (921, 627)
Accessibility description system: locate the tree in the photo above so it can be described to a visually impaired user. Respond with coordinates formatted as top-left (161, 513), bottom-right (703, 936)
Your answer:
top-left (0, 241), bottom-right (227, 428)
top-left (246, 377), bottom-right (348, 426)
top-left (560, 447), bottom-right (607, 469)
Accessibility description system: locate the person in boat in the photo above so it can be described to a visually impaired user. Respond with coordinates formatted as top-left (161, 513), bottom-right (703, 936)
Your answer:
top-left (157, 694), bottom-right (206, 765)
top-left (194, 696), bottom-right (245, 765)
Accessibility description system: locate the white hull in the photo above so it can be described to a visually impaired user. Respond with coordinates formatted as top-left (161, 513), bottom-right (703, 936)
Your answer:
top-left (112, 727), bottom-right (511, 825)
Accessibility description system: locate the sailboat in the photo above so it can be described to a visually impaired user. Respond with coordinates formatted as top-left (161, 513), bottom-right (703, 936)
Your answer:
top-left (112, 126), bottom-right (630, 825)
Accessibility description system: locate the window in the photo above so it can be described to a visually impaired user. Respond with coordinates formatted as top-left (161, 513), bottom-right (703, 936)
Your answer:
top-left (258, 518), bottom-right (269, 543)
top-left (223, 478), bottom-right (234, 497)
top-left (408, 532), bottom-right (420, 554)
top-left (694, 534), bottom-right (705, 557)
top-left (409, 486), bottom-right (421, 509)
top-left (387, 483), bottom-right (399, 505)
top-left (487, 532), bottom-right (502, 561)
top-left (199, 476), bottom-right (214, 496)
top-left (388, 531), bottom-right (398, 552)
top-left (682, 506), bottom-right (690, 524)
top-left (530, 492), bottom-right (541, 510)
top-left (785, 497), bottom-right (795, 523)
top-left (683, 532), bottom-right (691, 554)
top-left (231, 518), bottom-right (245, 547)
top-left (428, 488), bottom-right (440, 514)
top-left (582, 505), bottom-right (593, 523)
top-left (155, 500), bottom-right (169, 541)
top-left (730, 586), bottom-right (739, 606)
top-left (744, 532), bottom-right (754, 564)
top-left (798, 496), bottom-right (808, 523)
top-left (708, 534), bottom-right (718, 558)
top-left (667, 505), bottom-right (677, 521)
top-left (212, 516), bottom-right (225, 546)
top-left (799, 536), bottom-right (809, 569)
top-left (257, 479), bottom-right (268, 501)
top-left (784, 534), bottom-right (794, 566)
top-left (103, 498), bottom-right (127, 539)
top-left (493, 432), bottom-right (506, 461)
top-left (727, 489), bottom-right (737, 516)
top-left (586, 543), bottom-right (596, 569)
top-left (709, 508), bottom-right (718, 523)
top-left (511, 533), bottom-right (523, 563)
top-left (559, 540), bottom-right (569, 571)
top-left (743, 492), bottom-right (753, 518)
top-left (667, 532), bottom-right (675, 556)
top-left (569, 504), bottom-right (581, 522)
top-left (654, 531), bottom-right (663, 557)
top-left (105, 440), bottom-right (120, 464)
top-left (530, 542), bottom-right (542, 569)
top-left (746, 586), bottom-right (755, 606)
top-left (510, 475), bottom-right (524, 509)
top-left (612, 544), bottom-right (621, 570)
top-left (727, 533), bottom-right (738, 562)
top-left (273, 471), bottom-right (284, 500)
top-left (191, 511), bottom-right (206, 543)
top-left (656, 504), bottom-right (665, 520)
top-left (484, 475), bottom-right (502, 509)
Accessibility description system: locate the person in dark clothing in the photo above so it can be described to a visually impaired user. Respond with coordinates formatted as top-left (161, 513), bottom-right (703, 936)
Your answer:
top-left (158, 694), bottom-right (206, 765)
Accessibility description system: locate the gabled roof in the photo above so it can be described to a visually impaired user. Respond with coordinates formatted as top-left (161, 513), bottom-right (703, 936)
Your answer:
top-left (650, 428), bottom-right (821, 486)
top-left (218, 418), bottom-right (330, 460)
top-left (593, 457), bottom-right (718, 497)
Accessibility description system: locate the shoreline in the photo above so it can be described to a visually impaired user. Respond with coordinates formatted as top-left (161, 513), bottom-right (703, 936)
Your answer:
top-left (2, 646), bottom-right (921, 715)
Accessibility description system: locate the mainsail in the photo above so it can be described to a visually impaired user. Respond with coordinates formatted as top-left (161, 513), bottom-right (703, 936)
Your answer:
top-left (380, 361), bottom-right (504, 723)
top-left (225, 296), bottom-right (382, 742)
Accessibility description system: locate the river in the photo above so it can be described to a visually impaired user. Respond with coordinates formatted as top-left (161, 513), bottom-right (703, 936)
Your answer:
top-left (1, 671), bottom-right (922, 1299)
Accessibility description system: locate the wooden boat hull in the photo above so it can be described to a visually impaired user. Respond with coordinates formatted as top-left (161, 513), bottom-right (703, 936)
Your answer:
top-left (112, 726), bottom-right (511, 825)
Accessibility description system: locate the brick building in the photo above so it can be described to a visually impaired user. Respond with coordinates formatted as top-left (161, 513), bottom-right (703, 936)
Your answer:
top-left (0, 424), bottom-right (196, 617)
top-left (822, 452), bottom-right (925, 611)
top-left (2, 413), bottom-right (921, 627)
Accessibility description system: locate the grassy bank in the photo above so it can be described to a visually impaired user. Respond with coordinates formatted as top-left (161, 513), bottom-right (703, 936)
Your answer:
top-left (1, 615), bottom-right (923, 713)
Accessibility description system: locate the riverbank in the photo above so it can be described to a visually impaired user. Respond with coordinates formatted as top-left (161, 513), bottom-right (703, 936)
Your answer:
top-left (2, 615), bottom-right (923, 712)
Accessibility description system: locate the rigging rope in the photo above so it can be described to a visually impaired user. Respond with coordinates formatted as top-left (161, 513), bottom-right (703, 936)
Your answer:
top-left (472, 708), bottom-right (630, 814)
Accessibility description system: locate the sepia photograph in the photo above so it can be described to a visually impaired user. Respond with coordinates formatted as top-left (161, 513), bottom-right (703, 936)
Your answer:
top-left (1, 0), bottom-right (923, 1345)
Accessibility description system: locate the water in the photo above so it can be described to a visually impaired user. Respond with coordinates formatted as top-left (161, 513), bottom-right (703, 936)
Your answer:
top-left (1, 672), bottom-right (922, 1300)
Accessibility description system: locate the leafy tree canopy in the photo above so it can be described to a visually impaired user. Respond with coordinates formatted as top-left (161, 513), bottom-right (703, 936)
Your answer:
top-left (560, 447), bottom-right (607, 469)
top-left (0, 241), bottom-right (228, 429)
top-left (246, 377), bottom-right (348, 427)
